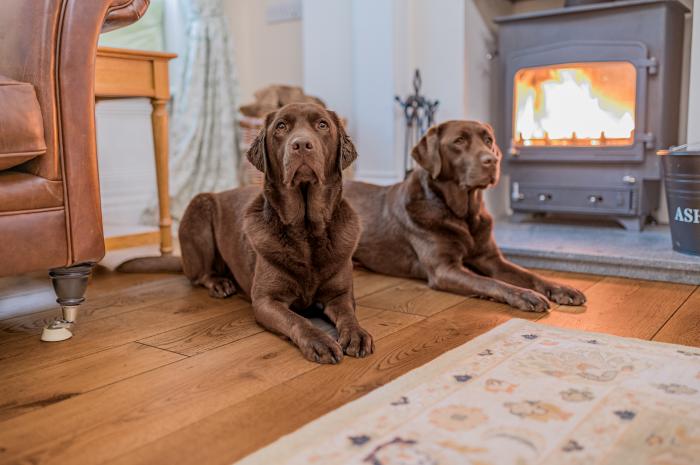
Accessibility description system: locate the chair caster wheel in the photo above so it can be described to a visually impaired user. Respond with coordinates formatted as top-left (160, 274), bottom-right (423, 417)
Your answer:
top-left (41, 321), bottom-right (73, 342)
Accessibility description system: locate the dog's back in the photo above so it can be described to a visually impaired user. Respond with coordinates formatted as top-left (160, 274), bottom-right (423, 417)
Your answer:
top-left (116, 186), bottom-right (261, 288)
top-left (344, 180), bottom-right (422, 279)
top-left (178, 186), bottom-right (261, 298)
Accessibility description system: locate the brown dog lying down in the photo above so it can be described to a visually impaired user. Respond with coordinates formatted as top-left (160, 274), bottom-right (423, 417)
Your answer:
top-left (120, 103), bottom-right (373, 363)
top-left (344, 120), bottom-right (586, 312)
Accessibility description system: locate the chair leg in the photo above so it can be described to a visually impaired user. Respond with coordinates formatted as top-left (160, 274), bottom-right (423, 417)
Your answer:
top-left (41, 263), bottom-right (94, 342)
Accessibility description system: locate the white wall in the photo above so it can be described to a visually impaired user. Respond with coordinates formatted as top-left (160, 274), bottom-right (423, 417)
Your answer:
top-left (303, 0), bottom-right (473, 185)
top-left (301, 0), bottom-right (353, 131)
top-left (406, 0), bottom-right (467, 122)
top-left (351, 0), bottom-right (401, 183)
top-left (225, 0), bottom-right (303, 106)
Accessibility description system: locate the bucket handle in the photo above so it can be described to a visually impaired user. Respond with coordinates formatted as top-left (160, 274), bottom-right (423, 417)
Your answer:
top-left (658, 142), bottom-right (700, 155)
top-left (669, 142), bottom-right (700, 152)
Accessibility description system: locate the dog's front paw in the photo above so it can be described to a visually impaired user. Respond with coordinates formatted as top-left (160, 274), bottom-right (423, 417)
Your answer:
top-left (337, 324), bottom-right (374, 358)
top-left (543, 283), bottom-right (586, 306)
top-left (506, 288), bottom-right (550, 312)
top-left (298, 329), bottom-right (344, 364)
top-left (206, 277), bottom-right (236, 298)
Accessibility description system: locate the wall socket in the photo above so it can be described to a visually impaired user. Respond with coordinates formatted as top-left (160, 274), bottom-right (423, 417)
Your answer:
top-left (266, 0), bottom-right (302, 24)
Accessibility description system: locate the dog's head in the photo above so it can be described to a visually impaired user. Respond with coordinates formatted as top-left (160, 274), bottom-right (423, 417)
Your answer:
top-left (411, 120), bottom-right (501, 189)
top-left (247, 103), bottom-right (357, 187)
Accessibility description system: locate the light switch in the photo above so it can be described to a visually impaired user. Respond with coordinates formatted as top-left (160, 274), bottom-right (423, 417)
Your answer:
top-left (266, 0), bottom-right (302, 24)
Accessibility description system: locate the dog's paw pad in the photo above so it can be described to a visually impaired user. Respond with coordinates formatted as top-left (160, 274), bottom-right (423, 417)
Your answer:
top-left (546, 285), bottom-right (586, 306)
top-left (508, 289), bottom-right (550, 313)
top-left (207, 278), bottom-right (236, 298)
top-left (338, 325), bottom-right (374, 358)
top-left (300, 332), bottom-right (344, 364)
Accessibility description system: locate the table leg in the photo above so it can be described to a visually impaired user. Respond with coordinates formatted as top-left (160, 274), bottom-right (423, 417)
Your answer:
top-left (151, 98), bottom-right (173, 255)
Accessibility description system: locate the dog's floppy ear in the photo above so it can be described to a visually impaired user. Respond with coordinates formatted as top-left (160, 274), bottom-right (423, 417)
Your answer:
top-left (246, 111), bottom-right (277, 172)
top-left (329, 111), bottom-right (357, 170)
top-left (482, 121), bottom-right (503, 158)
top-left (412, 125), bottom-right (441, 179)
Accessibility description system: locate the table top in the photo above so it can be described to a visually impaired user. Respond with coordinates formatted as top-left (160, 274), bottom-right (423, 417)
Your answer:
top-left (97, 46), bottom-right (177, 61)
top-left (95, 46), bottom-right (176, 99)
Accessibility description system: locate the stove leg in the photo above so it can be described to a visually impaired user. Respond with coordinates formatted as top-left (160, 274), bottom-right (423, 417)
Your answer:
top-left (617, 217), bottom-right (645, 232)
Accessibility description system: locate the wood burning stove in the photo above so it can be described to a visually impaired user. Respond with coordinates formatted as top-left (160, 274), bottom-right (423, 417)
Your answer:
top-left (496, 0), bottom-right (689, 230)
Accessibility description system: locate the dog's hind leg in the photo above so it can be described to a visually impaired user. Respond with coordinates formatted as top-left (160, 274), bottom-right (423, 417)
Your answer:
top-left (179, 194), bottom-right (236, 298)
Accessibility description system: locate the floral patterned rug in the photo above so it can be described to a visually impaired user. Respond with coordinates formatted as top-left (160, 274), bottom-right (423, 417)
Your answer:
top-left (236, 319), bottom-right (700, 465)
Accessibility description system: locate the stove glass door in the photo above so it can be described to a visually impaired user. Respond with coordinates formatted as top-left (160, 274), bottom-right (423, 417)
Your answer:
top-left (513, 61), bottom-right (636, 148)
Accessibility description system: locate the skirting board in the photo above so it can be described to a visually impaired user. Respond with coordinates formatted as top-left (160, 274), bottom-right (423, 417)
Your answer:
top-left (105, 231), bottom-right (160, 251)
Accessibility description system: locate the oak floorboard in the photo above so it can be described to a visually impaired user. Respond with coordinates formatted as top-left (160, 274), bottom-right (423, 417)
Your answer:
top-left (355, 268), bottom-right (602, 317)
top-left (0, 268), bottom-right (694, 465)
top-left (86, 266), bottom-right (182, 294)
top-left (103, 297), bottom-right (532, 465)
top-left (0, 292), bottom-right (248, 378)
top-left (97, 271), bottom-right (618, 465)
top-left (0, 343), bottom-right (184, 422)
top-left (0, 276), bottom-right (194, 346)
top-left (538, 276), bottom-right (696, 339)
top-left (0, 290), bottom-right (57, 322)
top-left (0, 268), bottom-right (183, 321)
top-left (0, 308), bottom-right (423, 465)
top-left (136, 303), bottom-right (421, 358)
top-left (0, 267), bottom-right (158, 309)
top-left (0, 332), bottom-right (303, 465)
top-left (652, 287), bottom-right (700, 347)
top-left (354, 306), bottom-right (424, 339)
top-left (0, 272), bottom-right (50, 300)
top-left (357, 279), bottom-right (468, 316)
top-left (536, 268), bottom-right (605, 291)
top-left (352, 269), bottom-right (408, 298)
top-left (138, 303), bottom-right (259, 356)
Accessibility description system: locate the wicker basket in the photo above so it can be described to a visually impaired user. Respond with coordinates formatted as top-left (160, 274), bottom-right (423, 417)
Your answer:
top-left (238, 115), bottom-right (265, 186)
top-left (237, 114), bottom-right (353, 187)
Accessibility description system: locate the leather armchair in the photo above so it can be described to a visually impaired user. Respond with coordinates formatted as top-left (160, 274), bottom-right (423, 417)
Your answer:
top-left (0, 0), bottom-right (149, 338)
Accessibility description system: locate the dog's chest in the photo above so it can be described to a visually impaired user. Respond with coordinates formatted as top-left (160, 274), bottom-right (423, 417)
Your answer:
top-left (442, 214), bottom-right (492, 257)
top-left (266, 232), bottom-right (347, 298)
top-left (297, 235), bottom-right (344, 278)
top-left (294, 249), bottom-right (345, 309)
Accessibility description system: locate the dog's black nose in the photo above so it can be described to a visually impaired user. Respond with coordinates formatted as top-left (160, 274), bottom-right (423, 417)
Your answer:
top-left (480, 152), bottom-right (497, 167)
top-left (291, 137), bottom-right (314, 153)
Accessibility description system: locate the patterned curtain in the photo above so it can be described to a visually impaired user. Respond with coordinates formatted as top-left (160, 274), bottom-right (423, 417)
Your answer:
top-left (148, 0), bottom-right (239, 223)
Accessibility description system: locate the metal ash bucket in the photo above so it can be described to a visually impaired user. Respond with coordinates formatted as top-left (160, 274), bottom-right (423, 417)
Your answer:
top-left (658, 143), bottom-right (700, 256)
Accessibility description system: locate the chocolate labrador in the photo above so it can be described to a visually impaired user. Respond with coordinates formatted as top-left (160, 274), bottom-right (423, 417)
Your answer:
top-left (120, 103), bottom-right (373, 363)
top-left (344, 120), bottom-right (586, 312)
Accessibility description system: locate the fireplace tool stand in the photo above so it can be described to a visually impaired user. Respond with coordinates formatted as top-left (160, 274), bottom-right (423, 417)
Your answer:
top-left (395, 69), bottom-right (439, 177)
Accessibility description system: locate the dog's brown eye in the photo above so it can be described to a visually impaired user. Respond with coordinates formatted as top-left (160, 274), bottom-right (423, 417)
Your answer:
top-left (454, 137), bottom-right (465, 144)
top-left (484, 135), bottom-right (493, 146)
top-left (318, 120), bottom-right (329, 130)
top-left (275, 121), bottom-right (287, 130)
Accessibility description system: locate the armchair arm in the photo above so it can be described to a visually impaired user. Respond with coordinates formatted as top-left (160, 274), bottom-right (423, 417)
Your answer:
top-left (53, 0), bottom-right (152, 265)
top-left (103, 0), bottom-right (151, 33)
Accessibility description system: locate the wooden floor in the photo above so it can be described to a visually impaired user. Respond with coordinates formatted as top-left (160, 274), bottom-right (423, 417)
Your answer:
top-left (0, 266), bottom-right (698, 465)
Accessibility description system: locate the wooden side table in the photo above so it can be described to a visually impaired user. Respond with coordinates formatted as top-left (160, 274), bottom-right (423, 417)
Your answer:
top-left (95, 46), bottom-right (177, 255)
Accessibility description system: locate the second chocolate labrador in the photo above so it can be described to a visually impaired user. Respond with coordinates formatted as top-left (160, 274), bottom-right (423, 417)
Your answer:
top-left (345, 120), bottom-right (586, 312)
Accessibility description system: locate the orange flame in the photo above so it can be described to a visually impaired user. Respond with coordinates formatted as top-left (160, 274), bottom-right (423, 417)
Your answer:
top-left (513, 62), bottom-right (636, 147)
